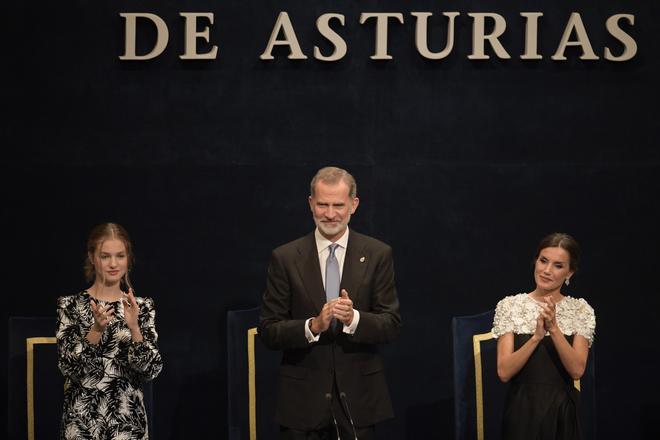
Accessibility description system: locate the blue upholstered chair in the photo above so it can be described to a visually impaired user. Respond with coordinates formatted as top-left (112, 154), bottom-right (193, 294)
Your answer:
top-left (8, 317), bottom-right (63, 440)
top-left (8, 316), bottom-right (154, 440)
top-left (227, 307), bottom-right (280, 440)
top-left (452, 310), bottom-right (504, 440)
top-left (451, 310), bottom-right (596, 440)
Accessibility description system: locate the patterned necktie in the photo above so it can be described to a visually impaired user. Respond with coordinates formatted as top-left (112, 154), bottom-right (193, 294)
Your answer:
top-left (325, 244), bottom-right (340, 302)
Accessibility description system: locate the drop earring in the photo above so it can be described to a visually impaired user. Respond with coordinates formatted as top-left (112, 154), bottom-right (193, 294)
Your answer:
top-left (565, 278), bottom-right (570, 286)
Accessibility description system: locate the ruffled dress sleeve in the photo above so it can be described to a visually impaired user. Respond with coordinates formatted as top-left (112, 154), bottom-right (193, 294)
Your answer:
top-left (492, 296), bottom-right (515, 338)
top-left (128, 297), bottom-right (163, 381)
top-left (574, 298), bottom-right (596, 347)
top-left (56, 295), bottom-right (105, 384)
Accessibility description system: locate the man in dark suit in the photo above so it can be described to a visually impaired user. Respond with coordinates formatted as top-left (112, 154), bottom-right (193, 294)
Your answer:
top-left (259, 166), bottom-right (401, 439)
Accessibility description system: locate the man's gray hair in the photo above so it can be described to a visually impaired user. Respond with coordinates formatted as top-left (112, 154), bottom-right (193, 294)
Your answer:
top-left (310, 166), bottom-right (357, 198)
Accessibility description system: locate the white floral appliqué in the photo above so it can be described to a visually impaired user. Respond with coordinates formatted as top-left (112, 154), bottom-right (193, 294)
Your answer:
top-left (492, 293), bottom-right (596, 347)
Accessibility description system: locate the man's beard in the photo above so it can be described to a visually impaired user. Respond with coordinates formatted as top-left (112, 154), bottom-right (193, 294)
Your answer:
top-left (315, 216), bottom-right (350, 237)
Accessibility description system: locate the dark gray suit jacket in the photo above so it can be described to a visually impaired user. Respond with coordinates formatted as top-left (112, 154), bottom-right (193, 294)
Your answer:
top-left (259, 230), bottom-right (401, 430)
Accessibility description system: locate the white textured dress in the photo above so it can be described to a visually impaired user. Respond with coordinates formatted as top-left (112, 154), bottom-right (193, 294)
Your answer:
top-left (492, 293), bottom-right (596, 440)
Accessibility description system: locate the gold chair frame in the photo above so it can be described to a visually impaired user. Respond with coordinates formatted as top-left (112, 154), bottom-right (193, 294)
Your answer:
top-left (472, 332), bottom-right (580, 440)
top-left (26, 337), bottom-right (57, 440)
top-left (247, 327), bottom-right (258, 440)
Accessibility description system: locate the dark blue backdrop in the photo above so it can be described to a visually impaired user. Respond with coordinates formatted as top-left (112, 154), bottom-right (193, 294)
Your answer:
top-left (4, 1), bottom-right (659, 438)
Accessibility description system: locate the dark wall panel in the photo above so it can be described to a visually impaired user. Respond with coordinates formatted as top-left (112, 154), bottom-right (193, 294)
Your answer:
top-left (4, 1), bottom-right (659, 439)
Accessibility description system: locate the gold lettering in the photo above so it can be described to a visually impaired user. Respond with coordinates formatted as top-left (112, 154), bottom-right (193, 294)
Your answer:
top-left (412, 12), bottom-right (459, 60)
top-left (179, 13), bottom-right (218, 60)
top-left (520, 12), bottom-right (543, 60)
top-left (552, 13), bottom-right (599, 60)
top-left (604, 14), bottom-right (637, 61)
top-left (314, 14), bottom-right (347, 61)
top-left (119, 13), bottom-right (169, 60)
top-left (359, 13), bottom-right (404, 60)
top-left (260, 12), bottom-right (308, 60)
top-left (468, 13), bottom-right (511, 60)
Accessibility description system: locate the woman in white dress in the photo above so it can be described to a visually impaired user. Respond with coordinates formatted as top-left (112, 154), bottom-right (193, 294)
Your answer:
top-left (492, 233), bottom-right (596, 440)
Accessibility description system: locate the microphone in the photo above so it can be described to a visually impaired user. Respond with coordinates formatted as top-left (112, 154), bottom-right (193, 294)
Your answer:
top-left (339, 392), bottom-right (358, 440)
top-left (325, 393), bottom-right (341, 440)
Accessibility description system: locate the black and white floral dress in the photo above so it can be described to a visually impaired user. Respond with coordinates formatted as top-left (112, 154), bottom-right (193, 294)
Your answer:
top-left (56, 291), bottom-right (163, 440)
top-left (492, 293), bottom-right (596, 440)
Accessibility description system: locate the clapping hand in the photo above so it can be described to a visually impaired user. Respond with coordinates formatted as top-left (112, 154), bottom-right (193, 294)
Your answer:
top-left (311, 299), bottom-right (336, 334)
top-left (123, 288), bottom-right (140, 331)
top-left (539, 297), bottom-right (558, 333)
top-left (90, 300), bottom-right (114, 333)
top-left (333, 289), bottom-right (354, 326)
top-left (310, 289), bottom-right (355, 334)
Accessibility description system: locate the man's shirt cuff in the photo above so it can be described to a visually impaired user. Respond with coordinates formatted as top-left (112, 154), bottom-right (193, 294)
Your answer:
top-left (305, 318), bottom-right (320, 343)
top-left (343, 309), bottom-right (360, 334)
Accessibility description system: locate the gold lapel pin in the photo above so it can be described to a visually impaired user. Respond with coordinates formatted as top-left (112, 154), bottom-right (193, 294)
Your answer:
top-left (359, 256), bottom-right (366, 263)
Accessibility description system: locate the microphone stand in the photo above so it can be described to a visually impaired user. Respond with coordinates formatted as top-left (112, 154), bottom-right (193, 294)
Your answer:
top-left (325, 393), bottom-right (342, 440)
top-left (339, 392), bottom-right (359, 440)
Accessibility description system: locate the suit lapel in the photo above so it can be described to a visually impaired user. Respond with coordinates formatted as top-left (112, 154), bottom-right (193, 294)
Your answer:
top-left (295, 233), bottom-right (326, 313)
top-left (341, 232), bottom-right (368, 303)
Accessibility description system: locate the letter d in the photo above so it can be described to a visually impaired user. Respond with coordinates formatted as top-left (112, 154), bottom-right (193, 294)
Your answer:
top-left (119, 13), bottom-right (169, 60)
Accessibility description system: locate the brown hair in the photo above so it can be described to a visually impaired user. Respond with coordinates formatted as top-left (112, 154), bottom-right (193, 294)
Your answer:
top-left (534, 232), bottom-right (580, 273)
top-left (310, 166), bottom-right (357, 198)
top-left (83, 223), bottom-right (135, 288)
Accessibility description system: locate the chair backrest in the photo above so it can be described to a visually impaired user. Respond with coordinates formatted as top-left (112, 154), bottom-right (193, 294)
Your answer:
top-left (8, 316), bottom-right (154, 439)
top-left (579, 343), bottom-right (597, 440)
top-left (452, 310), bottom-right (504, 440)
top-left (8, 317), bottom-right (62, 440)
top-left (227, 307), bottom-right (280, 440)
top-left (451, 310), bottom-right (596, 440)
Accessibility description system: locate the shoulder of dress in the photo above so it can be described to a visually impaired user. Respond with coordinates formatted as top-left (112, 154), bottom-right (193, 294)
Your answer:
top-left (136, 296), bottom-right (156, 307)
top-left (562, 296), bottom-right (594, 311)
top-left (576, 297), bottom-right (595, 315)
top-left (496, 292), bottom-right (527, 306)
top-left (575, 296), bottom-right (593, 306)
top-left (57, 292), bottom-right (85, 307)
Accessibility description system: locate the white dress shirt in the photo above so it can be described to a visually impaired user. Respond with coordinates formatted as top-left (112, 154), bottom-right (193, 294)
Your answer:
top-left (305, 227), bottom-right (361, 342)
